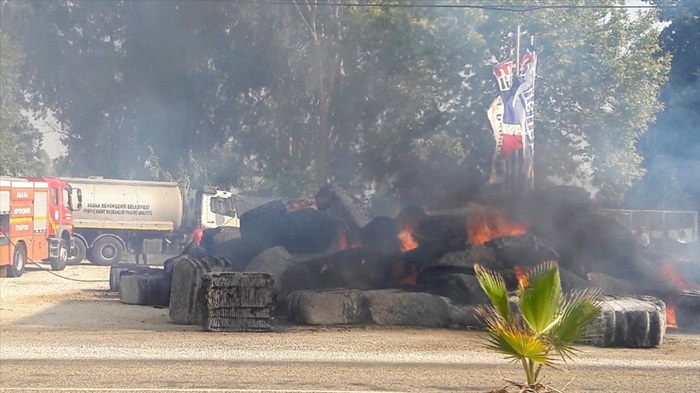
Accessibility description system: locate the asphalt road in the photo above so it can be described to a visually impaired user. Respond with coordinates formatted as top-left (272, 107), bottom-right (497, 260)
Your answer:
top-left (1, 266), bottom-right (699, 393)
top-left (2, 325), bottom-right (700, 393)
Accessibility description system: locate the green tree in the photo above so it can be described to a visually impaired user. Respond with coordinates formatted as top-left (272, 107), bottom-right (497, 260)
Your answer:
top-left (0, 28), bottom-right (42, 176)
top-left (629, 0), bottom-right (700, 211)
top-left (9, 0), bottom-right (670, 204)
top-left (475, 261), bottom-right (603, 391)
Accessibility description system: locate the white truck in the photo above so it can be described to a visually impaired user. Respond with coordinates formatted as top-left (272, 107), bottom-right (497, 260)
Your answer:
top-left (64, 177), bottom-right (239, 265)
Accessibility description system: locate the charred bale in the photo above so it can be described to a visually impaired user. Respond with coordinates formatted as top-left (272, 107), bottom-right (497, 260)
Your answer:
top-left (484, 233), bottom-right (559, 269)
top-left (200, 272), bottom-right (275, 332)
top-left (206, 237), bottom-right (265, 270)
top-left (201, 226), bottom-right (241, 252)
top-left (448, 303), bottom-right (483, 329)
top-left (315, 184), bottom-right (370, 229)
top-left (360, 216), bottom-right (402, 255)
top-left (244, 246), bottom-right (296, 293)
top-left (676, 290), bottom-right (700, 331)
top-left (239, 199), bottom-right (289, 250)
top-left (283, 208), bottom-right (342, 254)
top-left (435, 245), bottom-right (499, 270)
top-left (415, 269), bottom-right (488, 305)
top-left (119, 268), bottom-right (170, 307)
top-left (363, 289), bottom-right (451, 328)
top-left (109, 263), bottom-right (152, 292)
top-left (287, 289), bottom-right (365, 325)
top-left (413, 214), bottom-right (468, 253)
top-left (169, 255), bottom-right (238, 325)
top-left (279, 249), bottom-right (392, 296)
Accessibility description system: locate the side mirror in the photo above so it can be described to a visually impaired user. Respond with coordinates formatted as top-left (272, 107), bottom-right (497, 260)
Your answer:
top-left (73, 188), bottom-right (83, 211)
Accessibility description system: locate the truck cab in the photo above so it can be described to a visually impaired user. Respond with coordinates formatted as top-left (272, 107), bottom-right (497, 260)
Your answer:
top-left (1, 177), bottom-right (79, 277)
top-left (189, 187), bottom-right (240, 230)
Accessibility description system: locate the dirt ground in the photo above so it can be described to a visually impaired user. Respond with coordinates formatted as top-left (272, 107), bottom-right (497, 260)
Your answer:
top-left (1, 263), bottom-right (699, 393)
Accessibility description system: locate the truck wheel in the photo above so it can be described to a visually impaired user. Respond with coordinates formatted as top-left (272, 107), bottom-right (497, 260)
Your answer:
top-left (91, 237), bottom-right (124, 266)
top-left (67, 237), bottom-right (87, 265)
top-left (50, 239), bottom-right (68, 271)
top-left (8, 242), bottom-right (26, 278)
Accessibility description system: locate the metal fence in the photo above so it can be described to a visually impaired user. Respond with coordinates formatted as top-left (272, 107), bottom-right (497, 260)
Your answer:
top-left (600, 209), bottom-right (698, 244)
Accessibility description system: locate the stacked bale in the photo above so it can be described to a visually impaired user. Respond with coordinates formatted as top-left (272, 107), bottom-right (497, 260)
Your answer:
top-left (169, 255), bottom-right (237, 325)
top-left (200, 272), bottom-right (275, 332)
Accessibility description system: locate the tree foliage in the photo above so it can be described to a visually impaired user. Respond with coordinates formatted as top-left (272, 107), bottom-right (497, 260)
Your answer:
top-left (629, 0), bottom-right (700, 211)
top-left (3, 0), bottom-right (671, 205)
top-left (0, 24), bottom-right (43, 176)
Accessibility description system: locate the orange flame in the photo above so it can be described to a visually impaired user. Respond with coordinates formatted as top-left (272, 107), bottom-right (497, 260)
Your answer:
top-left (667, 304), bottom-right (678, 329)
top-left (398, 224), bottom-right (418, 252)
top-left (659, 259), bottom-right (699, 329)
top-left (390, 260), bottom-right (418, 286)
top-left (515, 265), bottom-right (529, 288)
top-left (399, 265), bottom-right (418, 286)
top-left (660, 260), bottom-right (690, 288)
top-left (467, 207), bottom-right (527, 245)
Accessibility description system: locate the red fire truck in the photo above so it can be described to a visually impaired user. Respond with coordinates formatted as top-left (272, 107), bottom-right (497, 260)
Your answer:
top-left (0, 177), bottom-right (80, 277)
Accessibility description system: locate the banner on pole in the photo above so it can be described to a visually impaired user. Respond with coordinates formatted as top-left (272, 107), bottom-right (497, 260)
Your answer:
top-left (487, 44), bottom-right (537, 186)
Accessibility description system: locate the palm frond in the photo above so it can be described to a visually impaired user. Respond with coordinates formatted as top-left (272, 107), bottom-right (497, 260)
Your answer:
top-left (548, 288), bottom-right (604, 362)
top-left (485, 324), bottom-right (550, 365)
top-left (475, 264), bottom-right (513, 325)
top-left (519, 261), bottom-right (562, 335)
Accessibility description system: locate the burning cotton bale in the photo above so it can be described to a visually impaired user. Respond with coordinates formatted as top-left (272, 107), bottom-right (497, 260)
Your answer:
top-left (484, 233), bottom-right (559, 270)
top-left (412, 214), bottom-right (468, 252)
top-left (360, 216), bottom-right (402, 255)
top-left (676, 290), bottom-right (700, 331)
top-left (435, 245), bottom-right (499, 270)
top-left (415, 268), bottom-right (489, 305)
top-left (279, 248), bottom-right (391, 296)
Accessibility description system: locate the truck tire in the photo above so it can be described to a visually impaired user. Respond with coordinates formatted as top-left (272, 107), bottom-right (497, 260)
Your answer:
top-left (8, 242), bottom-right (26, 278)
top-left (50, 239), bottom-right (68, 271)
top-left (67, 237), bottom-right (87, 265)
top-left (90, 236), bottom-right (124, 266)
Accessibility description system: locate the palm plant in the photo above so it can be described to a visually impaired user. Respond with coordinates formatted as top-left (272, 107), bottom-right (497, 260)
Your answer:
top-left (474, 261), bottom-right (603, 391)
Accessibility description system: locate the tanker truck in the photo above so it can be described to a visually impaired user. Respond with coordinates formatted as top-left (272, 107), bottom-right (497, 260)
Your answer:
top-left (63, 177), bottom-right (239, 265)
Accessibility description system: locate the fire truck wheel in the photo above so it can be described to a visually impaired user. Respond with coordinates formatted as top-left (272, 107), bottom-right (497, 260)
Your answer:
top-left (91, 237), bottom-right (124, 266)
top-left (8, 242), bottom-right (26, 278)
top-left (67, 237), bottom-right (87, 265)
top-left (50, 239), bottom-right (68, 271)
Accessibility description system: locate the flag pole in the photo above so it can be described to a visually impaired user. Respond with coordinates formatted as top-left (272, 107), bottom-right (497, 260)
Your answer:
top-left (528, 34), bottom-right (536, 192)
top-left (511, 25), bottom-right (522, 200)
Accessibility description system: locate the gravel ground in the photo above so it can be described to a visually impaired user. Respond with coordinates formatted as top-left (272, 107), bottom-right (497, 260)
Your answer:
top-left (1, 264), bottom-right (699, 393)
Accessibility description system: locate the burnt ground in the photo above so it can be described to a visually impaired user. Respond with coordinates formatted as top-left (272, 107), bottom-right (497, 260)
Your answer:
top-left (1, 264), bottom-right (699, 393)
